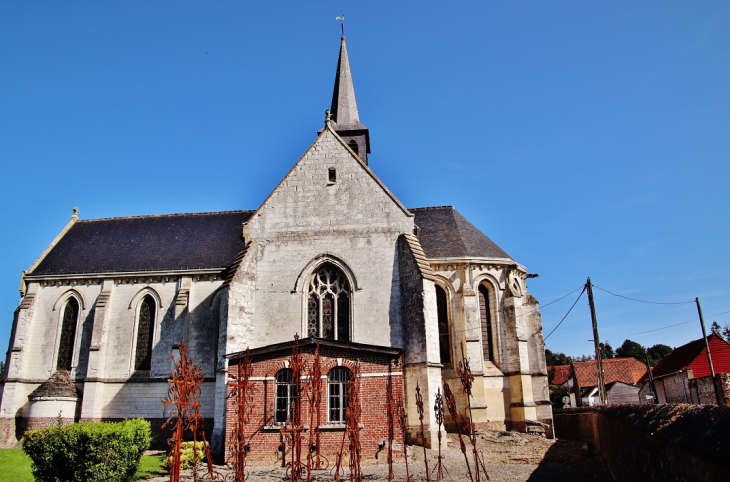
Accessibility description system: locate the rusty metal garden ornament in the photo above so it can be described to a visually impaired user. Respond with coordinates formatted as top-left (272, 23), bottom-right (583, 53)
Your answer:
top-left (163, 339), bottom-right (221, 482)
top-left (305, 344), bottom-right (326, 481)
top-left (433, 389), bottom-right (446, 481)
top-left (226, 348), bottom-right (254, 482)
top-left (457, 343), bottom-right (490, 481)
top-left (415, 383), bottom-right (431, 482)
top-left (442, 378), bottom-right (473, 482)
top-left (397, 398), bottom-right (412, 482)
top-left (281, 335), bottom-right (307, 482)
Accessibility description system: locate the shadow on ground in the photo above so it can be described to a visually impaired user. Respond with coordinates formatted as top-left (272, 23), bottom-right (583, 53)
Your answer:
top-left (526, 439), bottom-right (613, 481)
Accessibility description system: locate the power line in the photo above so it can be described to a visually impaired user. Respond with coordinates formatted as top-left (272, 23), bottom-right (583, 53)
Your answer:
top-left (592, 285), bottom-right (694, 305)
top-left (544, 286), bottom-right (587, 340)
top-left (604, 310), bottom-right (730, 342)
top-left (445, 284), bottom-right (587, 338)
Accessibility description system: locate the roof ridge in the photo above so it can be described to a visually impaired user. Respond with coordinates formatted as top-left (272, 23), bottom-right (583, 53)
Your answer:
top-left (407, 206), bottom-right (454, 212)
top-left (78, 210), bottom-right (254, 222)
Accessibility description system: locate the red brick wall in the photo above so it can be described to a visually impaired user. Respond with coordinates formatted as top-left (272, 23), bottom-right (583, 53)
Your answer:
top-left (226, 346), bottom-right (405, 466)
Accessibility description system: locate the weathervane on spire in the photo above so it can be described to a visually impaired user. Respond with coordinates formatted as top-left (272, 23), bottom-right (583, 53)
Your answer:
top-left (336, 15), bottom-right (345, 36)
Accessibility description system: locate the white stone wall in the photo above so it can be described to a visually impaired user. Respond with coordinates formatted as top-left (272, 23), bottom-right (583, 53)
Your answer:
top-left (238, 129), bottom-right (414, 350)
top-left (1, 274), bottom-right (224, 422)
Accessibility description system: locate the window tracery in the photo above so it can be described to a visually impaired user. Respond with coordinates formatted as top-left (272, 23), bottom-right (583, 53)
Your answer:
top-left (307, 265), bottom-right (350, 341)
top-left (479, 284), bottom-right (495, 364)
top-left (435, 285), bottom-right (451, 364)
top-left (134, 295), bottom-right (156, 371)
top-left (56, 297), bottom-right (79, 371)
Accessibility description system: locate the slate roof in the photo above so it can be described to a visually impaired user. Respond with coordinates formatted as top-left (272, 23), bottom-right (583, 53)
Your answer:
top-left (410, 206), bottom-right (511, 260)
top-left (30, 211), bottom-right (252, 276)
top-left (28, 370), bottom-right (80, 399)
top-left (29, 205), bottom-right (508, 276)
top-left (572, 357), bottom-right (647, 388)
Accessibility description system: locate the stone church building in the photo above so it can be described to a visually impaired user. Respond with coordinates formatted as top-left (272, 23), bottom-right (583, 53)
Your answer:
top-left (0, 37), bottom-right (552, 456)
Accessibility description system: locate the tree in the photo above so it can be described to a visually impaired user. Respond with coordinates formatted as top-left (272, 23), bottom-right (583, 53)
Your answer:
top-left (711, 321), bottom-right (722, 338)
top-left (646, 344), bottom-right (672, 366)
top-left (599, 342), bottom-right (614, 359)
top-left (545, 349), bottom-right (572, 366)
top-left (615, 339), bottom-right (645, 361)
top-left (723, 323), bottom-right (730, 342)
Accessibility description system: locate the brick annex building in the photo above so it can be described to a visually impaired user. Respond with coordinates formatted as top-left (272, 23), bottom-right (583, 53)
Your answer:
top-left (0, 37), bottom-right (553, 457)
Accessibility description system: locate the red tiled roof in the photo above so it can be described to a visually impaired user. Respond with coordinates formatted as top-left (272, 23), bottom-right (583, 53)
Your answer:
top-left (642, 334), bottom-right (730, 381)
top-left (548, 365), bottom-right (571, 385)
top-left (573, 357), bottom-right (647, 388)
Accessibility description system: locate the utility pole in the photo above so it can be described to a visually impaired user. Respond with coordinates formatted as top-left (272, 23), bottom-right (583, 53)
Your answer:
top-left (696, 297), bottom-right (722, 406)
top-left (586, 278), bottom-right (606, 404)
top-left (643, 348), bottom-right (658, 404)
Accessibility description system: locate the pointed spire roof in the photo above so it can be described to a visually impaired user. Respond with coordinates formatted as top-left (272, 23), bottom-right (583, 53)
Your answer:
top-left (330, 37), bottom-right (366, 130)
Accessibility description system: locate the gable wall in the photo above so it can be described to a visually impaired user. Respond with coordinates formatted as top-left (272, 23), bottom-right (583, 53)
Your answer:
top-left (238, 130), bottom-right (413, 349)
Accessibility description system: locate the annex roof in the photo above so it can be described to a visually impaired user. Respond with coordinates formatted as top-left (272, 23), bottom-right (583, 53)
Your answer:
top-left (572, 357), bottom-right (647, 388)
top-left (29, 211), bottom-right (252, 276)
top-left (28, 370), bottom-right (80, 399)
top-left (410, 206), bottom-right (512, 260)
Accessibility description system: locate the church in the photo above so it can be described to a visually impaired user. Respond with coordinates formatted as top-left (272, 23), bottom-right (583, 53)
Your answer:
top-left (0, 36), bottom-right (553, 457)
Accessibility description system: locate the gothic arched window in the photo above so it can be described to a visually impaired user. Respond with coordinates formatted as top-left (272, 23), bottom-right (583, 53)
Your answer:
top-left (307, 264), bottom-right (351, 341)
top-left (134, 295), bottom-right (156, 371)
top-left (328, 366), bottom-right (350, 424)
top-left (57, 297), bottom-right (79, 371)
top-left (436, 285), bottom-right (451, 364)
top-left (478, 284), bottom-right (495, 363)
top-left (275, 368), bottom-right (296, 424)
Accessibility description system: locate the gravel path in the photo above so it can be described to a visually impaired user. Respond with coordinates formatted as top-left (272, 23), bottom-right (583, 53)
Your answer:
top-left (142, 431), bottom-right (613, 481)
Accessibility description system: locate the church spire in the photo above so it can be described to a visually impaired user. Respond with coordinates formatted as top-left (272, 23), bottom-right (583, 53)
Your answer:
top-left (328, 36), bottom-right (371, 164)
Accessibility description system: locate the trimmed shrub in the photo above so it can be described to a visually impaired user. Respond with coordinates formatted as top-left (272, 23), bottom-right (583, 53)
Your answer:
top-left (163, 441), bottom-right (208, 470)
top-left (21, 418), bottom-right (151, 482)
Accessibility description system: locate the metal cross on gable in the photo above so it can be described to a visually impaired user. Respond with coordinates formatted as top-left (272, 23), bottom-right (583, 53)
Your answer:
top-left (336, 15), bottom-right (345, 36)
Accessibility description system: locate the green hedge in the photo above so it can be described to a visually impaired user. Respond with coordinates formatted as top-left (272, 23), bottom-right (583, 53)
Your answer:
top-left (163, 441), bottom-right (208, 470)
top-left (21, 418), bottom-right (151, 482)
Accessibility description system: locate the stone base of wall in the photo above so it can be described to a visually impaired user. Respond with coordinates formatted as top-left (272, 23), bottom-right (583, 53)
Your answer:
top-left (0, 418), bottom-right (21, 448)
top-left (26, 417), bottom-right (74, 431)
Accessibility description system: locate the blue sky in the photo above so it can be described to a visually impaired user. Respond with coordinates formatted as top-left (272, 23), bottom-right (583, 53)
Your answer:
top-left (1, 2), bottom-right (729, 359)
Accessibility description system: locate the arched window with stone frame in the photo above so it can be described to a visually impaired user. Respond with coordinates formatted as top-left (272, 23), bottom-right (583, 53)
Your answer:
top-left (328, 366), bottom-right (350, 424)
top-left (435, 285), bottom-right (451, 365)
top-left (56, 297), bottom-right (79, 371)
top-left (134, 294), bottom-right (156, 371)
top-left (275, 368), bottom-right (297, 424)
top-left (478, 283), bottom-right (496, 364)
top-left (307, 264), bottom-right (351, 341)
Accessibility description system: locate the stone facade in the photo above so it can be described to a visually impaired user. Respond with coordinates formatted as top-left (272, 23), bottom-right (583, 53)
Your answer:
top-left (0, 37), bottom-right (552, 455)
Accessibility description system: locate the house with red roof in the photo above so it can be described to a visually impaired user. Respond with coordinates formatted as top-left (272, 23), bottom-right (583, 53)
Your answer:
top-left (640, 334), bottom-right (730, 404)
top-left (569, 357), bottom-right (648, 406)
top-left (548, 365), bottom-right (572, 387)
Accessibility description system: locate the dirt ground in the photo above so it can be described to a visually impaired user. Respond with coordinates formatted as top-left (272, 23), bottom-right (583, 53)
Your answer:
top-left (143, 431), bottom-right (613, 481)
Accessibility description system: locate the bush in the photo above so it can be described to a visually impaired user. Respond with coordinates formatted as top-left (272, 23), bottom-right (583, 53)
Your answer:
top-left (163, 441), bottom-right (208, 470)
top-left (21, 418), bottom-right (151, 482)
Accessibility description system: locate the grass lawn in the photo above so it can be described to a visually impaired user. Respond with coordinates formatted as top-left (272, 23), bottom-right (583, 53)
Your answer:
top-left (135, 454), bottom-right (167, 480)
top-left (0, 449), bottom-right (167, 481)
top-left (0, 449), bottom-right (33, 482)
